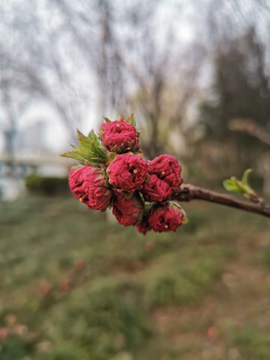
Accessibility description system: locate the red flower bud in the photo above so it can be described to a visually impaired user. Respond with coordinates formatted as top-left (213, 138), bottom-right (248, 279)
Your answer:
top-left (136, 217), bottom-right (152, 235)
top-left (69, 166), bottom-right (112, 212)
top-left (148, 202), bottom-right (186, 233)
top-left (112, 190), bottom-right (144, 226)
top-left (99, 119), bottom-right (140, 153)
top-left (107, 153), bottom-right (148, 192)
top-left (142, 154), bottom-right (182, 202)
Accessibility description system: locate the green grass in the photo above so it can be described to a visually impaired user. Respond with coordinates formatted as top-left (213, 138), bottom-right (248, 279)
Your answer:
top-left (0, 195), bottom-right (269, 359)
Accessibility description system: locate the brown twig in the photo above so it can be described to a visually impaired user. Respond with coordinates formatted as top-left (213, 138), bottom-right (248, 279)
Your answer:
top-left (172, 184), bottom-right (270, 218)
top-left (228, 119), bottom-right (270, 147)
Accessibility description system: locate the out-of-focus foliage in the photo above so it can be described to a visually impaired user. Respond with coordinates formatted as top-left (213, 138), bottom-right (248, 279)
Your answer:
top-left (0, 195), bottom-right (269, 359)
top-left (197, 28), bottom-right (270, 176)
top-left (25, 175), bottom-right (69, 196)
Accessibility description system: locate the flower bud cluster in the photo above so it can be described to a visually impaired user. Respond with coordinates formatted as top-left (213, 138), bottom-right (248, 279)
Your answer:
top-left (67, 114), bottom-right (187, 234)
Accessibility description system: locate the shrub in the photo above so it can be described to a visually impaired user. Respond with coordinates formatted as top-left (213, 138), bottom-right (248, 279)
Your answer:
top-left (25, 175), bottom-right (69, 196)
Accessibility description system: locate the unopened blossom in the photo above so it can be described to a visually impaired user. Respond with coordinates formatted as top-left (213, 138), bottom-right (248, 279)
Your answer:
top-left (69, 166), bottom-right (112, 212)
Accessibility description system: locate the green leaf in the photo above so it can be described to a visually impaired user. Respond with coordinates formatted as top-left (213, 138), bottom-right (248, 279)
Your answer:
top-left (242, 169), bottom-right (252, 186)
top-left (77, 129), bottom-right (93, 151)
top-left (60, 151), bottom-right (85, 161)
top-left (88, 130), bottom-right (99, 145)
top-left (85, 160), bottom-right (95, 167)
top-left (231, 177), bottom-right (248, 193)
top-left (241, 169), bottom-right (254, 195)
top-left (92, 142), bottom-right (108, 159)
top-left (61, 128), bottom-right (109, 164)
top-left (223, 179), bottom-right (245, 194)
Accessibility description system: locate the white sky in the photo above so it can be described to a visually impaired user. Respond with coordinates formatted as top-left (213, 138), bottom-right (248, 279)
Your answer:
top-left (1, 0), bottom-right (270, 154)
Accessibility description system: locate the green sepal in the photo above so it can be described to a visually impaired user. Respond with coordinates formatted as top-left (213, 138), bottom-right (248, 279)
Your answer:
top-left (139, 192), bottom-right (146, 206)
top-left (170, 200), bottom-right (183, 209)
top-left (108, 152), bottom-right (117, 163)
top-left (122, 191), bottom-right (133, 200)
top-left (134, 150), bottom-right (143, 155)
top-left (118, 112), bottom-right (123, 121)
top-left (103, 117), bottom-right (111, 123)
top-left (103, 177), bottom-right (111, 188)
top-left (110, 145), bottom-right (119, 153)
top-left (145, 201), bottom-right (157, 207)
top-left (131, 117), bottom-right (136, 127)
top-left (125, 112), bottom-right (134, 124)
top-left (145, 175), bottom-right (151, 182)
top-left (182, 217), bottom-right (189, 224)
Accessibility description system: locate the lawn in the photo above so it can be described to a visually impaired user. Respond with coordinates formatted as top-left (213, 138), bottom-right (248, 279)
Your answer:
top-left (0, 194), bottom-right (269, 359)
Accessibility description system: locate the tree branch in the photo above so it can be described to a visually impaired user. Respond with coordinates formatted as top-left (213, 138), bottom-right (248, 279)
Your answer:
top-left (172, 184), bottom-right (270, 218)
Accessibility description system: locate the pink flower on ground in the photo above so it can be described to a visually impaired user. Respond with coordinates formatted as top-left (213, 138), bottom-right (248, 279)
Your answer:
top-left (148, 202), bottom-right (186, 233)
top-left (74, 259), bottom-right (84, 271)
top-left (145, 241), bottom-right (155, 252)
top-left (0, 328), bottom-right (9, 339)
top-left (59, 280), bottom-right (71, 293)
top-left (112, 190), bottom-right (144, 226)
top-left (69, 166), bottom-right (112, 212)
top-left (107, 153), bottom-right (148, 192)
top-left (207, 326), bottom-right (218, 339)
top-left (40, 283), bottom-right (51, 297)
top-left (99, 118), bottom-right (140, 153)
top-left (142, 154), bottom-right (182, 202)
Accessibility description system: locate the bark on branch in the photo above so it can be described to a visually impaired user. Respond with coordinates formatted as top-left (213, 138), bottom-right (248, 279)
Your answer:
top-left (172, 184), bottom-right (270, 218)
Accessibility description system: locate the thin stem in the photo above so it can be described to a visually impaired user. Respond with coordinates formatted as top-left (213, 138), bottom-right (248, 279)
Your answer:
top-left (172, 184), bottom-right (270, 218)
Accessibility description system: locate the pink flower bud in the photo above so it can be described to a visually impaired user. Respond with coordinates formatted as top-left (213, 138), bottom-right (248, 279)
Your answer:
top-left (99, 119), bottom-right (140, 153)
top-left (107, 153), bottom-right (148, 192)
top-left (148, 202), bottom-right (186, 233)
top-left (69, 166), bottom-right (112, 212)
top-left (112, 190), bottom-right (144, 226)
top-left (136, 217), bottom-right (152, 235)
top-left (142, 155), bottom-right (182, 202)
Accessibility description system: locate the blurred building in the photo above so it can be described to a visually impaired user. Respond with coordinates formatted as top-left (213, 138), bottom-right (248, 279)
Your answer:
top-left (14, 120), bottom-right (48, 153)
top-left (0, 118), bottom-right (73, 200)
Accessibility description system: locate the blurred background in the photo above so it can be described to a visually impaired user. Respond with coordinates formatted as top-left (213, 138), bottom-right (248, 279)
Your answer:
top-left (1, 0), bottom-right (270, 359)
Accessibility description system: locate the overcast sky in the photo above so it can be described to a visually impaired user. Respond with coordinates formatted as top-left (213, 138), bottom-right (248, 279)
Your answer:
top-left (1, 0), bottom-right (270, 154)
